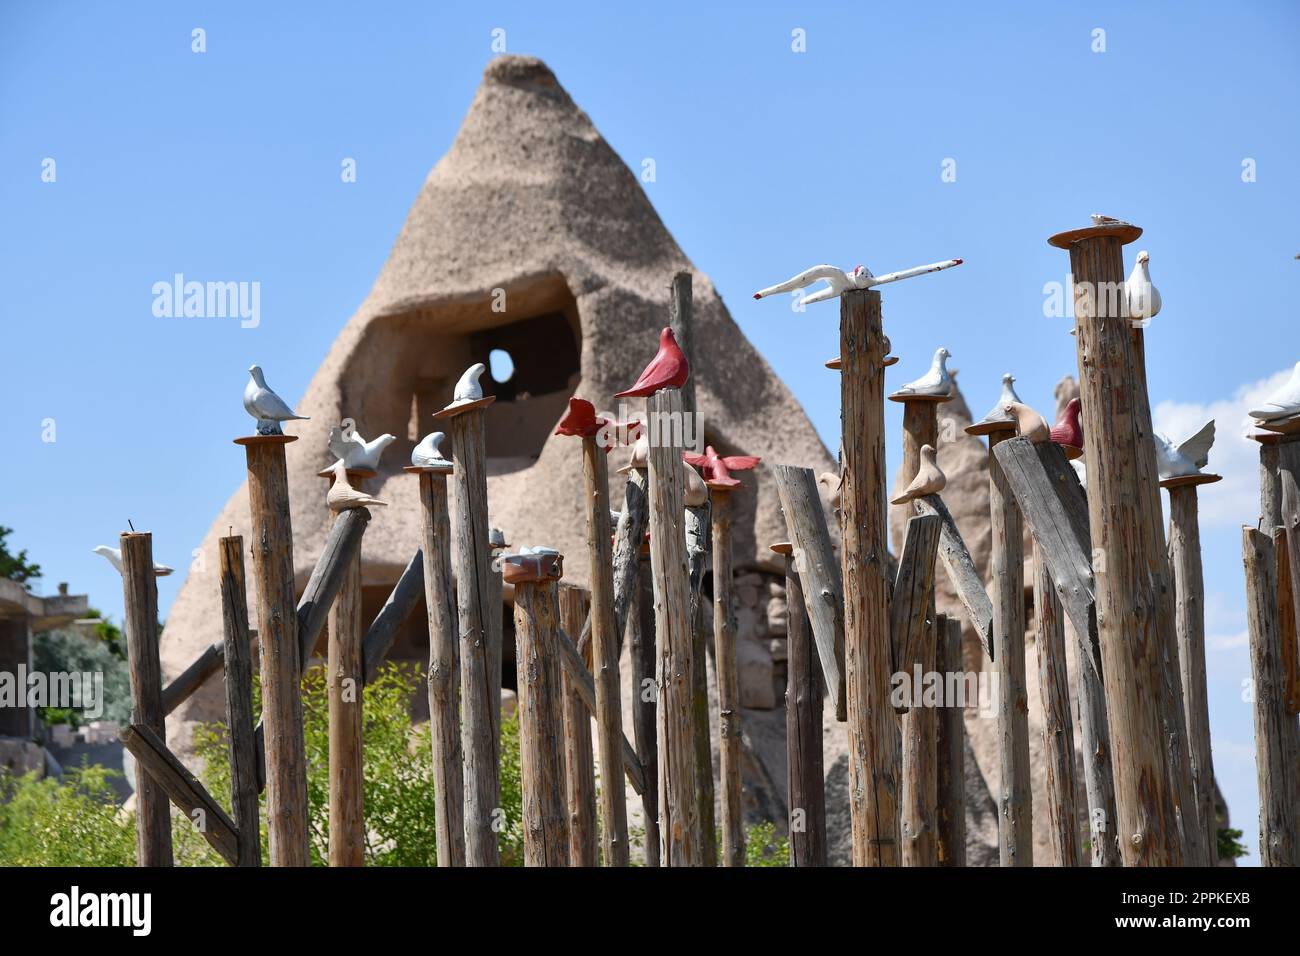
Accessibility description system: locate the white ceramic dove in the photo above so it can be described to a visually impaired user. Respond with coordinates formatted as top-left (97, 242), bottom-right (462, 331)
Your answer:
top-left (1154, 420), bottom-right (1215, 479)
top-left (329, 425), bottom-right (396, 471)
top-left (895, 347), bottom-right (953, 398)
top-left (92, 545), bottom-right (174, 577)
top-left (411, 431), bottom-right (452, 468)
top-left (244, 365), bottom-right (309, 436)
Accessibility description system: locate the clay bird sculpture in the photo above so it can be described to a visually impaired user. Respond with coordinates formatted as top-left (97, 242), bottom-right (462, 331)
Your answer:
top-left (973, 373), bottom-right (1023, 428)
top-left (614, 327), bottom-right (689, 398)
top-left (92, 545), bottom-right (174, 577)
top-left (329, 425), bottom-right (396, 471)
top-left (1049, 398), bottom-right (1084, 458)
top-left (1090, 213), bottom-right (1130, 226)
top-left (895, 347), bottom-right (954, 398)
top-left (244, 365), bottom-right (309, 435)
top-left (617, 432), bottom-right (650, 474)
top-left (1154, 420), bottom-right (1216, 479)
top-left (817, 471), bottom-right (843, 512)
top-left (554, 397), bottom-right (640, 450)
top-left (683, 445), bottom-right (761, 489)
top-left (411, 431), bottom-right (452, 468)
top-left (753, 258), bottom-right (963, 306)
top-left (1004, 401), bottom-right (1051, 444)
top-left (890, 444), bottom-right (946, 505)
top-left (442, 363), bottom-right (488, 411)
top-left (326, 460), bottom-right (387, 513)
top-left (1125, 250), bottom-right (1162, 324)
top-left (1249, 361), bottom-right (1300, 423)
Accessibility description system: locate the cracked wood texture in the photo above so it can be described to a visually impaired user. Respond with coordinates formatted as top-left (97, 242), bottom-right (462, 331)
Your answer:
top-left (326, 485), bottom-right (365, 867)
top-left (243, 442), bottom-right (309, 866)
top-left (1279, 472), bottom-right (1300, 714)
top-left (784, 551), bottom-right (826, 866)
top-left (988, 431), bottom-right (1031, 866)
top-left (648, 387), bottom-right (700, 865)
top-left (839, 288), bottom-right (899, 866)
top-left (712, 490), bottom-right (744, 866)
top-left (121, 532), bottom-right (174, 867)
top-left (417, 471), bottom-right (465, 867)
top-left (514, 579), bottom-right (570, 866)
top-left (218, 536), bottom-right (260, 866)
top-left (934, 616), bottom-right (965, 866)
top-left (914, 495), bottom-right (994, 660)
top-left (686, 501), bottom-right (717, 865)
top-left (1034, 548), bottom-right (1081, 866)
top-left (559, 585), bottom-right (597, 867)
top-left (629, 559), bottom-right (659, 865)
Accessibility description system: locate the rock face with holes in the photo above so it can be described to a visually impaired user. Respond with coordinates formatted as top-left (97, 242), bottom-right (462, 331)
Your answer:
top-left (161, 55), bottom-right (835, 760)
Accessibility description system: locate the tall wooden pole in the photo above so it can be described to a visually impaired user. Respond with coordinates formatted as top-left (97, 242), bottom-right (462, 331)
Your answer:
top-left (558, 584), bottom-right (597, 867)
top-left (1165, 474), bottom-right (1222, 863)
top-left (1280, 470), bottom-right (1300, 716)
top-left (237, 434), bottom-right (309, 866)
top-left (685, 502), bottom-right (717, 866)
top-left (324, 469), bottom-right (367, 867)
top-left (709, 485), bottom-right (744, 866)
top-left (410, 465), bottom-right (465, 867)
top-left (987, 428), bottom-right (1031, 865)
top-left (647, 386), bottom-right (700, 865)
top-left (508, 553), bottom-right (570, 866)
top-left (218, 535), bottom-right (261, 867)
top-left (839, 288), bottom-right (899, 866)
top-left (1048, 219), bottom-right (1185, 865)
top-left (934, 615), bottom-right (965, 866)
top-left (1033, 547), bottom-right (1081, 866)
top-left (628, 554), bottom-right (660, 865)
top-left (439, 401), bottom-right (500, 866)
top-left (121, 531), bottom-right (173, 867)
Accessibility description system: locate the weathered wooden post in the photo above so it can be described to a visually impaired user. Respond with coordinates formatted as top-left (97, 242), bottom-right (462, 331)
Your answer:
top-left (839, 288), bottom-right (899, 866)
top-left (218, 536), bottom-right (261, 866)
top-left (1257, 434), bottom-right (1300, 714)
top-left (406, 454), bottom-right (466, 868)
top-left (684, 502), bottom-right (716, 866)
top-left (1243, 528), bottom-right (1299, 866)
top-left (772, 542), bottom-right (826, 866)
top-left (628, 552), bottom-right (659, 865)
top-left (120, 531), bottom-right (174, 867)
top-left (320, 464), bottom-right (371, 867)
top-left (235, 432), bottom-right (309, 866)
top-left (558, 584), bottom-right (597, 867)
top-left (1047, 218), bottom-right (1186, 865)
top-left (1280, 471), bottom-right (1300, 716)
top-left (1163, 471), bottom-right (1223, 863)
top-left (434, 370), bottom-right (500, 866)
top-left (1033, 547), bottom-right (1081, 867)
top-left (504, 548), bottom-right (570, 866)
top-left (934, 615), bottom-right (965, 866)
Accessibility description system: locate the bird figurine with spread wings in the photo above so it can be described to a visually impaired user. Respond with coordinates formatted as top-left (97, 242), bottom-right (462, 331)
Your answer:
top-left (1004, 401), bottom-right (1051, 444)
top-left (895, 347), bottom-right (954, 398)
top-left (1125, 250), bottom-right (1162, 325)
top-left (1154, 420), bottom-right (1215, 480)
top-left (1049, 398), bottom-right (1084, 459)
top-left (753, 258), bottom-right (963, 306)
top-left (326, 460), bottom-right (387, 512)
top-left (1249, 361), bottom-right (1300, 424)
top-left (554, 397), bottom-right (641, 450)
top-left (683, 445), bottom-right (761, 489)
top-left (890, 444), bottom-right (946, 505)
top-left (614, 328), bottom-right (689, 398)
top-left (244, 365), bottom-right (310, 435)
top-left (411, 431), bottom-right (452, 468)
top-left (92, 546), bottom-right (174, 577)
top-left (329, 424), bottom-right (396, 471)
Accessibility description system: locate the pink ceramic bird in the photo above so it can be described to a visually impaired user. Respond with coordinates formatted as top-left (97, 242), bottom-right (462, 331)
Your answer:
top-left (554, 397), bottom-right (640, 451)
top-left (682, 445), bottom-right (761, 489)
top-left (614, 327), bottom-right (690, 398)
top-left (1049, 398), bottom-right (1084, 458)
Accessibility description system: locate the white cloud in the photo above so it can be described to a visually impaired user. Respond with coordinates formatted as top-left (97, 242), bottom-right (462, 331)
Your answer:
top-left (1207, 630), bottom-right (1249, 652)
top-left (1152, 367), bottom-right (1294, 528)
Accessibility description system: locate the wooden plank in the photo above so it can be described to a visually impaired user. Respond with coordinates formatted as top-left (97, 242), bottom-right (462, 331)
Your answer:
top-left (934, 616), bottom-right (965, 866)
top-left (712, 490), bottom-right (744, 867)
top-left (784, 550), bottom-right (826, 866)
top-left (218, 536), bottom-right (260, 866)
top-left (1034, 548), bottom-right (1081, 866)
top-left (913, 495), bottom-right (994, 659)
top-left (889, 514), bottom-right (941, 681)
top-left (121, 723), bottom-right (239, 866)
top-left (559, 585), bottom-right (597, 867)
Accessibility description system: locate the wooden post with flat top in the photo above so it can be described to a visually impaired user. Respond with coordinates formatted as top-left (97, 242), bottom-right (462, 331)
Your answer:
top-left (558, 584), bottom-right (597, 867)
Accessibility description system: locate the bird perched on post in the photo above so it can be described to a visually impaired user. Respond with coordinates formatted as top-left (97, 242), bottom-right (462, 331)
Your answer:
top-left (244, 365), bottom-right (309, 435)
top-left (895, 347), bottom-right (954, 398)
top-left (326, 460), bottom-right (387, 512)
top-left (1049, 398), bottom-right (1084, 459)
top-left (753, 258), bottom-right (963, 306)
top-left (411, 431), bottom-right (452, 469)
top-left (683, 445), bottom-right (761, 489)
top-left (1125, 250), bottom-right (1162, 325)
top-left (1004, 401), bottom-right (1051, 444)
top-left (890, 444), bottom-right (946, 505)
top-left (444, 363), bottom-right (487, 410)
top-left (329, 425), bottom-right (396, 471)
top-left (554, 397), bottom-right (640, 450)
top-left (614, 328), bottom-right (689, 398)
top-left (818, 471), bottom-right (843, 512)
top-left (1248, 361), bottom-right (1300, 423)
top-left (92, 546), bottom-right (174, 577)
top-left (1154, 420), bottom-right (1216, 479)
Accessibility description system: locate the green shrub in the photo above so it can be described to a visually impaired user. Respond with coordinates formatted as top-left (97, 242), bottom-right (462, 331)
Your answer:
top-left (1217, 826), bottom-right (1248, 861)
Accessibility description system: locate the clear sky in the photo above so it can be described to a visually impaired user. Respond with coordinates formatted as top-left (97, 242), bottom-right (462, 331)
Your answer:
top-left (3, 1), bottom-right (1297, 865)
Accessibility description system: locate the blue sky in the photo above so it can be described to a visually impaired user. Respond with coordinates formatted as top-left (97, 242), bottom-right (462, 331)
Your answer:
top-left (2, 2), bottom-right (1296, 864)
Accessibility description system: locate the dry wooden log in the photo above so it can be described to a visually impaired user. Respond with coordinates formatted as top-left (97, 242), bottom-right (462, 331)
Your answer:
top-left (559, 585), bottom-right (597, 867)
top-left (685, 501), bottom-right (716, 866)
top-left (612, 468), bottom-right (651, 640)
top-left (121, 532), bottom-right (173, 867)
top-left (771, 463), bottom-right (846, 720)
top-left (889, 514), bottom-right (941, 682)
top-left (1279, 472), bottom-right (1300, 714)
top-left (120, 723), bottom-right (239, 866)
top-left (1034, 549), bottom-right (1081, 866)
top-left (711, 489), bottom-right (743, 866)
top-left (934, 615), bottom-right (965, 866)
top-left (326, 477), bottom-right (365, 867)
top-left (161, 641), bottom-right (223, 716)
top-left (780, 546), bottom-right (826, 866)
top-left (629, 560), bottom-right (660, 865)
top-left (218, 536), bottom-right (260, 866)
top-left (913, 495), bottom-right (994, 659)
top-left (297, 506), bottom-right (371, 663)
top-left (1243, 528), bottom-right (1299, 866)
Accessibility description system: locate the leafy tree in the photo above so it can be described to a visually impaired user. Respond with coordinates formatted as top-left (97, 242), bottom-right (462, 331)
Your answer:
top-left (32, 628), bottom-right (132, 727)
top-left (1217, 826), bottom-right (1248, 861)
top-left (0, 525), bottom-right (41, 587)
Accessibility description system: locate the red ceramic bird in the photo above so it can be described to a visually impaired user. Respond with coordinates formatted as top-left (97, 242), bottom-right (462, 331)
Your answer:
top-left (1049, 398), bottom-right (1084, 458)
top-left (554, 397), bottom-right (640, 451)
top-left (682, 445), bottom-right (761, 489)
top-left (613, 327), bottom-right (689, 398)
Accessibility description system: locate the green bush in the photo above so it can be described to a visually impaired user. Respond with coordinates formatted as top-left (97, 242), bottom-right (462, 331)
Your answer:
top-left (32, 628), bottom-right (132, 727)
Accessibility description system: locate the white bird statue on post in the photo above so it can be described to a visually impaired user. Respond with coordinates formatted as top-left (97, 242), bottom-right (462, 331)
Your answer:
top-left (326, 460), bottom-right (387, 513)
top-left (244, 365), bottom-right (310, 435)
top-left (1154, 420), bottom-right (1215, 480)
top-left (753, 258), bottom-right (963, 306)
top-left (1249, 361), bottom-right (1300, 423)
top-left (411, 431), bottom-right (452, 468)
top-left (972, 372), bottom-right (1022, 428)
top-left (446, 363), bottom-right (487, 409)
top-left (329, 424), bottom-right (396, 471)
top-left (92, 546), bottom-right (174, 577)
top-left (890, 444), bottom-right (946, 505)
top-left (1125, 250), bottom-right (1162, 325)
top-left (895, 347), bottom-right (954, 398)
